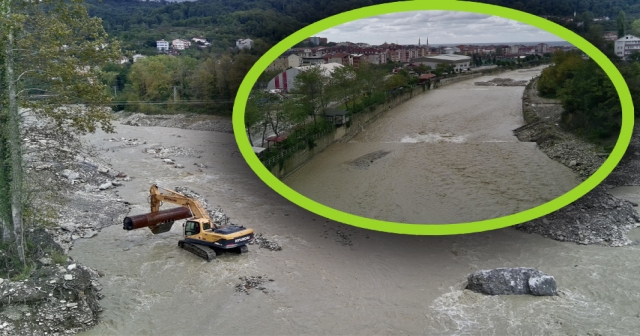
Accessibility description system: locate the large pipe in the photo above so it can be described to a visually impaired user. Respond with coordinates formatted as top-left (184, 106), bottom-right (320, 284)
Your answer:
top-left (123, 207), bottom-right (192, 234)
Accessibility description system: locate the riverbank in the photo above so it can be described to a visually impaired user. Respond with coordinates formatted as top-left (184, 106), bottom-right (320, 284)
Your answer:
top-left (513, 78), bottom-right (640, 246)
top-left (0, 153), bottom-right (130, 335)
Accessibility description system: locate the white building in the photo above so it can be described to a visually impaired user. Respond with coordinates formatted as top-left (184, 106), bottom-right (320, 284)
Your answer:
top-left (156, 40), bottom-right (169, 52)
top-left (410, 54), bottom-right (472, 72)
top-left (615, 34), bottom-right (640, 60)
top-left (172, 39), bottom-right (191, 50)
top-left (236, 39), bottom-right (254, 50)
top-left (365, 53), bottom-right (387, 65)
top-left (266, 63), bottom-right (344, 93)
top-left (192, 37), bottom-right (207, 44)
top-left (266, 54), bottom-right (303, 72)
top-left (133, 54), bottom-right (147, 63)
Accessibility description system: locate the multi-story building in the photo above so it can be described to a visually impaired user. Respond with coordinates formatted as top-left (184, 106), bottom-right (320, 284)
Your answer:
top-left (536, 43), bottom-right (548, 54)
top-left (172, 39), bottom-right (191, 50)
top-left (266, 54), bottom-right (303, 72)
top-left (411, 54), bottom-right (472, 72)
top-left (266, 63), bottom-right (344, 93)
top-left (236, 39), bottom-right (254, 50)
top-left (156, 40), bottom-right (169, 52)
top-left (615, 34), bottom-right (640, 60)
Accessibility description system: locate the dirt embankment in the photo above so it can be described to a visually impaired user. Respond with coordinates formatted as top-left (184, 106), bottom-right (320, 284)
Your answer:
top-left (513, 78), bottom-right (640, 246)
top-left (1, 143), bottom-right (131, 335)
top-left (118, 113), bottom-right (233, 133)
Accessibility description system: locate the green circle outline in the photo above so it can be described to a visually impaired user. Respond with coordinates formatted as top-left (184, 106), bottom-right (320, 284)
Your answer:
top-left (233, 0), bottom-right (634, 235)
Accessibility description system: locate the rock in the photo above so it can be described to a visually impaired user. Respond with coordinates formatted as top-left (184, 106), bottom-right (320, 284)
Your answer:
top-left (39, 257), bottom-right (53, 265)
top-left (82, 230), bottom-right (98, 238)
top-left (466, 267), bottom-right (556, 296)
top-left (67, 264), bottom-right (77, 271)
top-left (569, 160), bottom-right (577, 167)
top-left (97, 166), bottom-right (109, 174)
top-left (111, 181), bottom-right (123, 186)
top-left (35, 164), bottom-right (53, 170)
top-left (71, 234), bottom-right (81, 240)
top-left (99, 181), bottom-right (113, 190)
top-left (107, 170), bottom-right (121, 178)
top-left (163, 159), bottom-right (173, 164)
top-left (84, 185), bottom-right (98, 192)
top-left (64, 274), bottom-right (74, 281)
top-left (0, 278), bottom-right (4, 285)
top-left (62, 169), bottom-right (80, 180)
top-left (528, 275), bottom-right (557, 296)
top-left (175, 164), bottom-right (184, 168)
top-left (60, 224), bottom-right (76, 232)
top-left (116, 172), bottom-right (127, 178)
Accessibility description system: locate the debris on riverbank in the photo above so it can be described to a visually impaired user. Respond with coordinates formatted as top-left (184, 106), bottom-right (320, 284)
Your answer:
top-left (118, 113), bottom-right (233, 133)
top-left (234, 275), bottom-right (274, 295)
top-left (2, 138), bottom-right (131, 335)
top-left (251, 234), bottom-right (282, 251)
top-left (514, 78), bottom-right (640, 245)
top-left (604, 123), bottom-right (640, 187)
top-left (516, 186), bottom-right (640, 246)
top-left (0, 229), bottom-right (104, 336)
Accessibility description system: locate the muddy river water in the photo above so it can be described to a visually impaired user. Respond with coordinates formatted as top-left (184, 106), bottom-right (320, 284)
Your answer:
top-left (69, 69), bottom-right (640, 335)
top-left (284, 67), bottom-right (580, 223)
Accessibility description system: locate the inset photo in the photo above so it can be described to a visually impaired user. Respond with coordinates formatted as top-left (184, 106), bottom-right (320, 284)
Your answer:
top-left (244, 10), bottom-right (620, 224)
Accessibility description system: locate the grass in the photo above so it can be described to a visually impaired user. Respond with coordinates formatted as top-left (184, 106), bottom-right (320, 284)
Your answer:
top-left (50, 249), bottom-right (68, 265)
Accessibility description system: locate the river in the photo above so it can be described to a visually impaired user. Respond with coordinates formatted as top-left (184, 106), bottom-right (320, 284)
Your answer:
top-left (68, 70), bottom-right (640, 335)
top-left (284, 67), bottom-right (580, 223)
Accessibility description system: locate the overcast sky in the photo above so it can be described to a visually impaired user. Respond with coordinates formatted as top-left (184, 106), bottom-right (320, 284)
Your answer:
top-left (319, 11), bottom-right (565, 45)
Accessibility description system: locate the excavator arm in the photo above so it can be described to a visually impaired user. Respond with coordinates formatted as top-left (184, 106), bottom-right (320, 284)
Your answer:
top-left (149, 184), bottom-right (212, 222)
top-left (123, 185), bottom-right (212, 234)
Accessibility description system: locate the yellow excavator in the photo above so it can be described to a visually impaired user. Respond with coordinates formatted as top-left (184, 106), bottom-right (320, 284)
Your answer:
top-left (123, 184), bottom-right (255, 261)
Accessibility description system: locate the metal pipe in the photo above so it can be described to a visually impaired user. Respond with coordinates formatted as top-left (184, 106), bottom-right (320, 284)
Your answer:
top-left (123, 207), bottom-right (192, 233)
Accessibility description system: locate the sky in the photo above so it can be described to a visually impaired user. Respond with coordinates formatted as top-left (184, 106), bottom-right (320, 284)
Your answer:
top-left (319, 11), bottom-right (566, 45)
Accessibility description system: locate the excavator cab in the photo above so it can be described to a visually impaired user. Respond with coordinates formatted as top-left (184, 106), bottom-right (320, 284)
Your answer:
top-left (184, 219), bottom-right (218, 237)
top-left (184, 220), bottom-right (201, 236)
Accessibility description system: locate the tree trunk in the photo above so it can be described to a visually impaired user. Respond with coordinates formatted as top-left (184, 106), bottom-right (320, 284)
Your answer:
top-left (6, 16), bottom-right (25, 263)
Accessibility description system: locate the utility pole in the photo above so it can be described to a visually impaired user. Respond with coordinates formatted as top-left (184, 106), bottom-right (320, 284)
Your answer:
top-left (173, 86), bottom-right (178, 102)
top-left (113, 86), bottom-right (117, 97)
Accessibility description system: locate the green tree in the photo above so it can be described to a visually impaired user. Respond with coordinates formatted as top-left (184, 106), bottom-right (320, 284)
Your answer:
top-left (292, 66), bottom-right (329, 123)
top-left (617, 10), bottom-right (627, 38)
top-left (329, 65), bottom-right (358, 111)
top-left (1, 0), bottom-right (121, 266)
top-left (385, 74), bottom-right (408, 91)
top-left (632, 18), bottom-right (640, 36)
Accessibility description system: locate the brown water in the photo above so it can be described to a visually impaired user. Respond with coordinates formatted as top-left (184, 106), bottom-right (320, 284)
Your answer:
top-left (284, 67), bottom-right (580, 223)
top-left (68, 102), bottom-right (640, 335)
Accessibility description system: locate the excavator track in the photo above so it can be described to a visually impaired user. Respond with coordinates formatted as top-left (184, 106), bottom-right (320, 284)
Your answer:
top-left (178, 240), bottom-right (216, 261)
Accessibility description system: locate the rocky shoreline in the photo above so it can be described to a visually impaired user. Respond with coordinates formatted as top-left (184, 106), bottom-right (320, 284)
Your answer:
top-left (1, 146), bottom-right (131, 335)
top-left (513, 78), bottom-right (640, 246)
top-left (118, 112), bottom-right (233, 133)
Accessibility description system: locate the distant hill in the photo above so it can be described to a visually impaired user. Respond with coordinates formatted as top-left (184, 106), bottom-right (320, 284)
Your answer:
top-left (86, 0), bottom-right (398, 52)
top-left (470, 0), bottom-right (640, 18)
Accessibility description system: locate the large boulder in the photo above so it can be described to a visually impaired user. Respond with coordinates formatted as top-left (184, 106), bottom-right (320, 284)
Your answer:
top-left (466, 267), bottom-right (557, 296)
